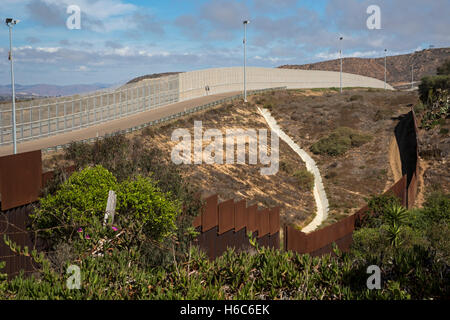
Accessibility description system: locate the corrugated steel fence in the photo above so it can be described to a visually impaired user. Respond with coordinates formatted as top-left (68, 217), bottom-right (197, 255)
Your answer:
top-left (0, 204), bottom-right (42, 279)
top-left (192, 195), bottom-right (280, 260)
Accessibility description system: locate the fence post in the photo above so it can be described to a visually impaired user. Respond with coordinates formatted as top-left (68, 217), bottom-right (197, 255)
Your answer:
top-left (64, 101), bottom-right (67, 131)
top-left (0, 110), bottom-right (2, 144)
top-left (72, 100), bottom-right (74, 129)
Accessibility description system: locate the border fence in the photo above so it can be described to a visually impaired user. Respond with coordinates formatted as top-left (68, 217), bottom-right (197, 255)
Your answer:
top-left (0, 75), bottom-right (179, 147)
top-left (0, 103), bottom-right (419, 278)
top-left (193, 195), bottom-right (280, 260)
top-left (0, 67), bottom-right (391, 148)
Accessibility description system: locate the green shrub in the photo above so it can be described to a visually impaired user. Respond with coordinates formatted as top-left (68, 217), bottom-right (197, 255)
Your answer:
top-left (31, 166), bottom-right (180, 246)
top-left (292, 169), bottom-right (315, 191)
top-left (422, 191), bottom-right (450, 224)
top-left (31, 165), bottom-right (118, 244)
top-left (360, 193), bottom-right (401, 228)
top-left (310, 127), bottom-right (372, 156)
top-left (413, 102), bottom-right (425, 114)
top-left (437, 59), bottom-right (450, 75)
top-left (418, 75), bottom-right (450, 104)
top-left (64, 141), bottom-right (93, 169)
top-left (117, 176), bottom-right (179, 241)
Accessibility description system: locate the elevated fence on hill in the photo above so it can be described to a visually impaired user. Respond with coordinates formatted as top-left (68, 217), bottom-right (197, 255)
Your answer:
top-left (40, 87), bottom-right (286, 153)
top-left (0, 75), bottom-right (179, 147)
top-left (0, 67), bottom-right (391, 148)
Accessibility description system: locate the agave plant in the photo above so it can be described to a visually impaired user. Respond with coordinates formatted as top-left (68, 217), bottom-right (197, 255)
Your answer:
top-left (383, 203), bottom-right (409, 248)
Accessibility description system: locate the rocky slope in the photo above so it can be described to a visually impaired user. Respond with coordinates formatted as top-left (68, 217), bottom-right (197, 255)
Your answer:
top-left (279, 48), bottom-right (450, 89)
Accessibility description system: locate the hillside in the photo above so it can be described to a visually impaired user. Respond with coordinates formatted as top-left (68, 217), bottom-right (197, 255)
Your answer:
top-left (126, 72), bottom-right (182, 85)
top-left (0, 83), bottom-right (111, 99)
top-left (279, 47), bottom-right (450, 89)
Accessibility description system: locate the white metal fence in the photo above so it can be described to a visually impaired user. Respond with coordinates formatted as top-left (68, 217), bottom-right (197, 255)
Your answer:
top-left (0, 67), bottom-right (391, 147)
top-left (42, 87), bottom-right (287, 153)
top-left (0, 75), bottom-right (179, 146)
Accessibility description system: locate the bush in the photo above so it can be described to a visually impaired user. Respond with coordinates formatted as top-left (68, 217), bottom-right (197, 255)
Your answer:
top-left (64, 141), bottom-right (93, 169)
top-left (31, 165), bottom-right (118, 244)
top-left (359, 194), bottom-right (401, 228)
top-left (292, 169), bottom-right (314, 191)
top-left (63, 136), bottom-right (203, 267)
top-left (31, 166), bottom-right (180, 247)
top-left (117, 176), bottom-right (179, 241)
top-left (310, 127), bottom-right (372, 156)
top-left (437, 59), bottom-right (450, 75)
top-left (422, 191), bottom-right (450, 224)
top-left (418, 75), bottom-right (450, 104)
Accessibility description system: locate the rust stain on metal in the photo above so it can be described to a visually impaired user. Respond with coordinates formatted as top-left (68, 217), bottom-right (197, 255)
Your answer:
top-left (218, 199), bottom-right (234, 235)
top-left (269, 207), bottom-right (280, 235)
top-left (246, 204), bottom-right (257, 233)
top-left (256, 209), bottom-right (270, 238)
top-left (234, 200), bottom-right (246, 232)
top-left (202, 194), bottom-right (218, 232)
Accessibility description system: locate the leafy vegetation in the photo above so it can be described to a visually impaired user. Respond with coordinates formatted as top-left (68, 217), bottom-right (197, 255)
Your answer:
top-left (417, 60), bottom-right (450, 130)
top-left (310, 127), bottom-right (372, 156)
top-left (1, 185), bottom-right (448, 299)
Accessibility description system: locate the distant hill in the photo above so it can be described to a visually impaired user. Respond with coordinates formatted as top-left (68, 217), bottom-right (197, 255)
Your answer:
top-left (279, 47), bottom-right (450, 89)
top-left (126, 72), bottom-right (182, 85)
top-left (0, 83), bottom-right (112, 98)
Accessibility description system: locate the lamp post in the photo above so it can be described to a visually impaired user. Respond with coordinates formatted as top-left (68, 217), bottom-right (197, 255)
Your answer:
top-left (384, 49), bottom-right (387, 90)
top-left (6, 18), bottom-right (20, 154)
top-left (339, 36), bottom-right (343, 93)
top-left (243, 20), bottom-right (250, 103)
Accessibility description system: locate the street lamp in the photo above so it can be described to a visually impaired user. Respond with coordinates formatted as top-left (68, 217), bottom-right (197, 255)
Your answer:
top-left (6, 18), bottom-right (20, 154)
top-left (384, 49), bottom-right (387, 90)
top-left (339, 36), bottom-right (343, 93)
top-left (243, 20), bottom-right (250, 103)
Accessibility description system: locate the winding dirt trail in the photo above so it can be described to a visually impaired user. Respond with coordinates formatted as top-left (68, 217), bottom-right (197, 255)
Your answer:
top-left (257, 107), bottom-right (329, 233)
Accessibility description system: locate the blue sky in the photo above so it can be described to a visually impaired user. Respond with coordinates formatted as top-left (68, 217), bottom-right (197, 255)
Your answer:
top-left (1, 0), bottom-right (449, 85)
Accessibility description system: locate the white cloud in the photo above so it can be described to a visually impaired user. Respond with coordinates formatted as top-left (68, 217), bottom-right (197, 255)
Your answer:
top-left (36, 47), bottom-right (60, 53)
top-left (45, 0), bottom-right (137, 20)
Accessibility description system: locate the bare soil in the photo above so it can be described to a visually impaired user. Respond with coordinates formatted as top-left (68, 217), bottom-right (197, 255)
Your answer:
top-left (248, 89), bottom-right (418, 226)
top-left (43, 89), bottom-right (422, 229)
top-left (44, 100), bottom-right (317, 228)
top-left (416, 116), bottom-right (450, 197)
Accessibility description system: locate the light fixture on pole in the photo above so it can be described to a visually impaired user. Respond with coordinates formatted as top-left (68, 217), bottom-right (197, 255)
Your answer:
top-left (384, 49), bottom-right (387, 90)
top-left (243, 20), bottom-right (250, 103)
top-left (339, 36), bottom-right (343, 93)
top-left (6, 18), bottom-right (20, 154)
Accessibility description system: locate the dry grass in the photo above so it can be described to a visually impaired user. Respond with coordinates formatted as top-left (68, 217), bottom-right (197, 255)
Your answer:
top-left (249, 88), bottom-right (419, 224)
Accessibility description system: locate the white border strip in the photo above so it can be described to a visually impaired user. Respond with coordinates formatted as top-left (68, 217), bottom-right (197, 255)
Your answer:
top-left (258, 107), bottom-right (329, 233)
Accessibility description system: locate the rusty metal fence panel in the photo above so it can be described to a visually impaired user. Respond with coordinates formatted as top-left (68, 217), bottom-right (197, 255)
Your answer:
top-left (0, 204), bottom-right (42, 279)
top-left (194, 194), bottom-right (280, 260)
top-left (0, 150), bottom-right (42, 211)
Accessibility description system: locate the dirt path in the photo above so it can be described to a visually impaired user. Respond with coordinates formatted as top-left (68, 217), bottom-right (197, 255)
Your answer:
top-left (414, 159), bottom-right (428, 208)
top-left (257, 107), bottom-right (329, 233)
